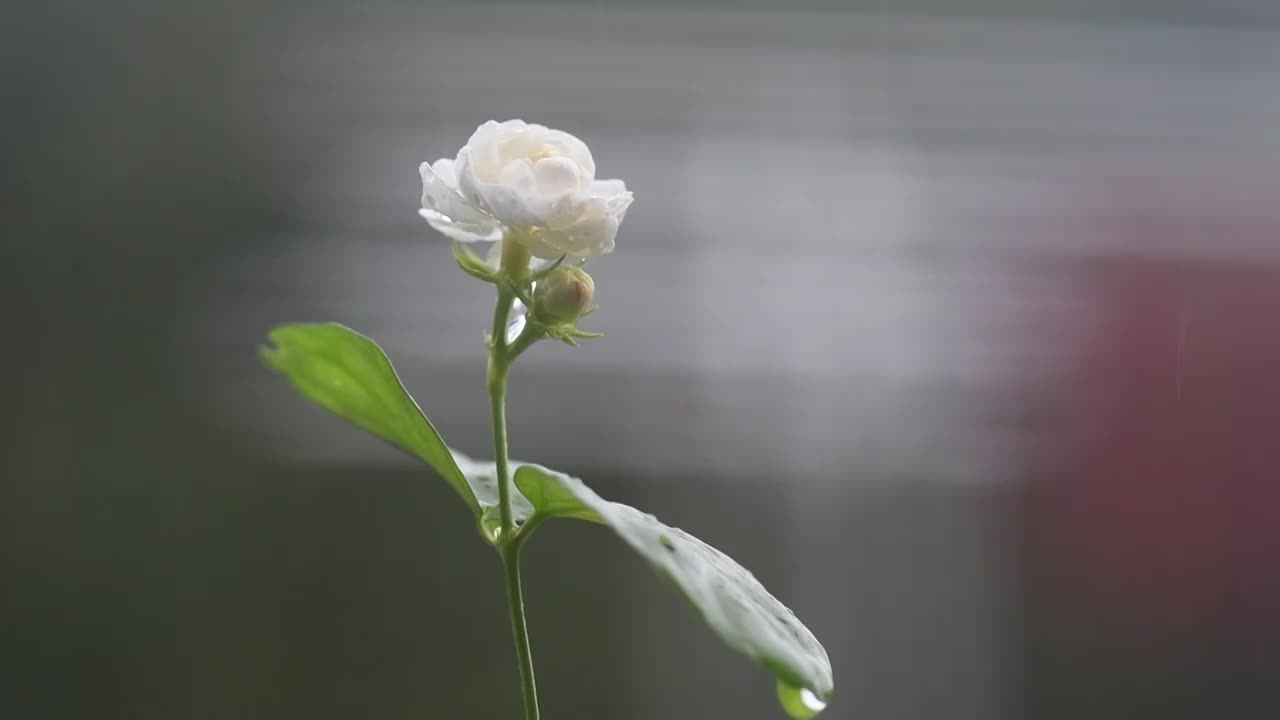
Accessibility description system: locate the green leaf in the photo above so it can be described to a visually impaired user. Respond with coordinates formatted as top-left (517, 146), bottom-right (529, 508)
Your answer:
top-left (260, 323), bottom-right (478, 518)
top-left (514, 464), bottom-right (834, 713)
top-left (511, 467), bottom-right (604, 524)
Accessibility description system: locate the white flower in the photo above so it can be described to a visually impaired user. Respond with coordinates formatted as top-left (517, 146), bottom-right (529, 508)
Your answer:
top-left (420, 120), bottom-right (633, 260)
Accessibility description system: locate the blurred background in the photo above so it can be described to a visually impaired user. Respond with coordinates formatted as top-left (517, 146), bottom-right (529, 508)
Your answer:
top-left (4, 1), bottom-right (1280, 718)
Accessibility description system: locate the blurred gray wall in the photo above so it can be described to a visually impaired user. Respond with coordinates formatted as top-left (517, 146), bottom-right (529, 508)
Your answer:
top-left (5, 1), bottom-right (1280, 719)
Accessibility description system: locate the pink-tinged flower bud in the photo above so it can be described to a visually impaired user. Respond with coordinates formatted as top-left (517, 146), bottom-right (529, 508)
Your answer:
top-left (534, 266), bottom-right (595, 323)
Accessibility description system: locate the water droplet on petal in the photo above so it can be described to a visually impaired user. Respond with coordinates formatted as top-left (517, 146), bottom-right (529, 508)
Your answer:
top-left (776, 680), bottom-right (828, 718)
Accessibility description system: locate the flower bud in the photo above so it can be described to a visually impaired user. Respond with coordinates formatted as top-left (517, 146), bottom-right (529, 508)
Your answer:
top-left (534, 265), bottom-right (595, 323)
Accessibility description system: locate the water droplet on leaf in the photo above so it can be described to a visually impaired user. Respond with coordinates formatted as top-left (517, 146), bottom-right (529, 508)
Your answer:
top-left (777, 680), bottom-right (828, 718)
top-left (479, 506), bottom-right (504, 544)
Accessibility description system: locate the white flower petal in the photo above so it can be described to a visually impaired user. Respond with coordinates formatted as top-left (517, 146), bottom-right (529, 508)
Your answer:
top-left (533, 157), bottom-right (585, 195)
top-left (515, 231), bottom-right (572, 259)
top-left (590, 178), bottom-right (634, 217)
top-left (420, 158), bottom-right (490, 223)
top-left (556, 216), bottom-right (620, 257)
top-left (457, 147), bottom-right (543, 226)
top-left (525, 200), bottom-right (620, 258)
top-left (463, 120), bottom-right (525, 182)
top-left (429, 157), bottom-right (458, 186)
top-left (418, 208), bottom-right (501, 243)
top-left (499, 159), bottom-right (537, 195)
top-left (528, 190), bottom-right (589, 231)
top-left (419, 159), bottom-right (502, 242)
top-left (495, 129), bottom-right (541, 168)
top-left (537, 127), bottom-right (595, 181)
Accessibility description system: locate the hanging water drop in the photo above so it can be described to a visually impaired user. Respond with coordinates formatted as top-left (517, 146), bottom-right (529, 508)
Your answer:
top-left (776, 680), bottom-right (828, 718)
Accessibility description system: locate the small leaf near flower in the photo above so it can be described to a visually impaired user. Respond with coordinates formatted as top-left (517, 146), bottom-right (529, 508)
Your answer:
top-left (451, 241), bottom-right (499, 283)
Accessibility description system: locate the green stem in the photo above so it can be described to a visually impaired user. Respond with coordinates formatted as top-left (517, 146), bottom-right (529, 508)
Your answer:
top-left (500, 539), bottom-right (540, 720)
top-left (488, 290), bottom-right (516, 535)
top-left (487, 270), bottom-right (540, 720)
top-left (508, 322), bottom-right (547, 364)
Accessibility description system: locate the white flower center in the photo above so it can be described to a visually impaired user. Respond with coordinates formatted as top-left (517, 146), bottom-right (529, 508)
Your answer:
top-left (528, 143), bottom-right (558, 162)
top-left (532, 157), bottom-right (583, 195)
